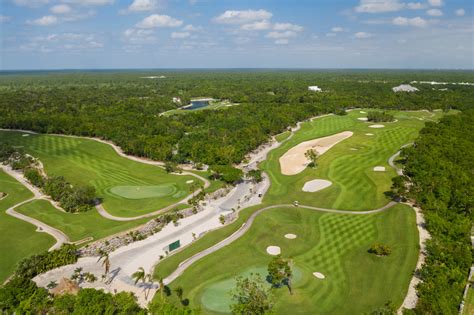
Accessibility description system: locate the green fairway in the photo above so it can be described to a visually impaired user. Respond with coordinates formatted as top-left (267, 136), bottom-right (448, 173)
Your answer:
top-left (162, 204), bottom-right (418, 314)
top-left (15, 200), bottom-right (149, 242)
top-left (260, 109), bottom-right (446, 210)
top-left (0, 131), bottom-right (199, 217)
top-left (0, 170), bottom-right (54, 283)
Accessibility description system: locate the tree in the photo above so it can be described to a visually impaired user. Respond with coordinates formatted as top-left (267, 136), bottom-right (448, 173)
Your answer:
top-left (267, 255), bottom-right (293, 294)
top-left (230, 273), bottom-right (274, 315)
top-left (247, 169), bottom-right (263, 183)
top-left (304, 149), bottom-right (318, 168)
top-left (97, 251), bottom-right (110, 280)
top-left (391, 175), bottom-right (408, 200)
top-left (132, 267), bottom-right (146, 285)
top-left (174, 286), bottom-right (184, 303)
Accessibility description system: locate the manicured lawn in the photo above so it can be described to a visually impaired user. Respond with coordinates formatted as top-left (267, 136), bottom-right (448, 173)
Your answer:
top-left (16, 200), bottom-right (149, 242)
top-left (463, 286), bottom-right (474, 315)
top-left (260, 110), bottom-right (443, 210)
top-left (0, 170), bottom-right (54, 283)
top-left (0, 131), bottom-right (199, 217)
top-left (275, 131), bottom-right (291, 142)
top-left (159, 204), bottom-right (418, 314)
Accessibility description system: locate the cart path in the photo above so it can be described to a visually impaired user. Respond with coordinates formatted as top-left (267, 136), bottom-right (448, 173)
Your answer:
top-left (164, 201), bottom-right (397, 285)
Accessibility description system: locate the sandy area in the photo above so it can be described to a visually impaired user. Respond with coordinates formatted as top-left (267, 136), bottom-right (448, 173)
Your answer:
top-left (313, 272), bottom-right (325, 279)
top-left (357, 117), bottom-right (368, 121)
top-left (186, 180), bottom-right (194, 184)
top-left (373, 166), bottom-right (386, 172)
top-left (369, 125), bottom-right (385, 128)
top-left (284, 234), bottom-right (297, 239)
top-left (365, 133), bottom-right (374, 136)
top-left (266, 246), bottom-right (281, 255)
top-left (22, 134), bottom-right (30, 137)
top-left (302, 179), bottom-right (332, 192)
top-left (360, 111), bottom-right (366, 113)
top-left (279, 131), bottom-right (353, 175)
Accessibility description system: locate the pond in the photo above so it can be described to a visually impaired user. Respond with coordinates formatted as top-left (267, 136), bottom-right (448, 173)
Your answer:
top-left (184, 100), bottom-right (211, 110)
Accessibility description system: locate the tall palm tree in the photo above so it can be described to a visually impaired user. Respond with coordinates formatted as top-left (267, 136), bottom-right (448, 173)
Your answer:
top-left (97, 252), bottom-right (110, 281)
top-left (157, 275), bottom-right (165, 298)
top-left (145, 273), bottom-right (154, 300)
top-left (174, 286), bottom-right (184, 302)
top-left (132, 267), bottom-right (146, 285)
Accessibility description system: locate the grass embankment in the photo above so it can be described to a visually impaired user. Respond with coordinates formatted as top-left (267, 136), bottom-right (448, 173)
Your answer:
top-left (0, 170), bottom-right (54, 283)
top-left (261, 110), bottom-right (445, 210)
top-left (160, 204), bottom-right (418, 314)
top-left (0, 131), bottom-right (200, 217)
top-left (15, 200), bottom-right (149, 243)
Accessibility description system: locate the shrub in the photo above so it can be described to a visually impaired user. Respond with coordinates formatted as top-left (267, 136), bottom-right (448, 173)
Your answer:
top-left (368, 243), bottom-right (392, 256)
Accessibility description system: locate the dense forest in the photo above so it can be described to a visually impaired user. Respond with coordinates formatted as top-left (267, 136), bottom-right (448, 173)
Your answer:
top-left (1, 70), bottom-right (473, 165)
top-left (394, 111), bottom-right (473, 313)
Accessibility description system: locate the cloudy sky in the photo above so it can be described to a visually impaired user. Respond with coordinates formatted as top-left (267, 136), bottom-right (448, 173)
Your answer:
top-left (1, 0), bottom-right (472, 70)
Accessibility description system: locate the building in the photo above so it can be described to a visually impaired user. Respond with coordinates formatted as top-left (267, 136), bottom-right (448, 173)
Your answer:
top-left (308, 86), bottom-right (322, 92)
top-left (392, 84), bottom-right (419, 92)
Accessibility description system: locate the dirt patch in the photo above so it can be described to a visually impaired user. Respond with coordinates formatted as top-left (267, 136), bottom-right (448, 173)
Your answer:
top-left (266, 246), bottom-right (281, 255)
top-left (302, 179), bottom-right (332, 192)
top-left (279, 131), bottom-right (353, 175)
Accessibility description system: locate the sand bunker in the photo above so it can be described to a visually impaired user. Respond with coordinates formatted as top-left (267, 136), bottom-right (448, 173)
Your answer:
top-left (365, 133), bottom-right (374, 136)
top-left (266, 246), bottom-right (281, 255)
top-left (186, 180), bottom-right (194, 184)
top-left (373, 166), bottom-right (386, 172)
top-left (280, 131), bottom-right (353, 175)
top-left (360, 111), bottom-right (366, 113)
top-left (302, 179), bottom-right (332, 192)
top-left (369, 125), bottom-right (385, 128)
top-left (313, 272), bottom-right (325, 279)
top-left (285, 234), bottom-right (297, 239)
top-left (22, 134), bottom-right (30, 137)
top-left (357, 117), bottom-right (368, 121)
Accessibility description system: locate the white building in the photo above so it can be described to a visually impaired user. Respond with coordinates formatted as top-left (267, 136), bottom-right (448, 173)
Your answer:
top-left (172, 97), bottom-right (181, 104)
top-left (308, 86), bottom-right (322, 92)
top-left (392, 84), bottom-right (419, 92)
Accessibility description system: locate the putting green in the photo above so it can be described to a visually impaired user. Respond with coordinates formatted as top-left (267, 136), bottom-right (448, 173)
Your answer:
top-left (107, 184), bottom-right (178, 199)
top-left (201, 265), bottom-right (303, 313)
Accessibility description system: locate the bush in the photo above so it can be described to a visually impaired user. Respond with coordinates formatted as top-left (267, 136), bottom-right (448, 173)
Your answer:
top-left (368, 243), bottom-right (392, 256)
top-left (367, 111), bottom-right (394, 122)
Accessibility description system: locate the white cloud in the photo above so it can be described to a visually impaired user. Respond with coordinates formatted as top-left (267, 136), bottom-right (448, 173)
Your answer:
top-left (123, 28), bottom-right (155, 43)
top-left (393, 16), bottom-right (427, 27)
top-left (50, 4), bottom-right (72, 14)
top-left (22, 32), bottom-right (103, 52)
top-left (27, 15), bottom-right (58, 26)
top-left (265, 31), bottom-right (297, 39)
top-left (275, 39), bottom-right (288, 45)
top-left (273, 22), bottom-right (303, 32)
top-left (171, 31), bottom-right (191, 39)
top-left (331, 26), bottom-right (344, 32)
top-left (61, 0), bottom-right (114, 6)
top-left (241, 20), bottom-right (271, 31)
top-left (407, 2), bottom-right (426, 10)
top-left (354, 31), bottom-right (373, 38)
top-left (183, 24), bottom-right (200, 31)
top-left (355, 0), bottom-right (405, 13)
top-left (428, 0), bottom-right (443, 7)
top-left (136, 14), bottom-right (183, 28)
top-left (0, 15), bottom-right (11, 23)
top-left (455, 8), bottom-right (465, 16)
top-left (426, 9), bottom-right (442, 16)
top-left (214, 9), bottom-right (272, 24)
top-left (12, 0), bottom-right (49, 7)
top-left (128, 0), bottom-right (157, 12)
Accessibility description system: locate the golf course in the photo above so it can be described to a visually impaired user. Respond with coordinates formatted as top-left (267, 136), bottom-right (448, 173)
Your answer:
top-left (0, 131), bottom-right (201, 217)
top-left (151, 109), bottom-right (451, 313)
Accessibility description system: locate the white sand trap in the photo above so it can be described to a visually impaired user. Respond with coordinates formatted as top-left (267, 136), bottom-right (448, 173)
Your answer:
top-left (373, 166), bottom-right (386, 172)
top-left (365, 133), bottom-right (374, 136)
top-left (302, 179), bottom-right (332, 192)
top-left (285, 234), bottom-right (297, 239)
top-left (22, 134), bottom-right (30, 137)
top-left (357, 117), bottom-right (368, 121)
top-left (266, 246), bottom-right (281, 255)
top-left (369, 125), bottom-right (385, 128)
top-left (186, 180), bottom-right (194, 184)
top-left (280, 131), bottom-right (353, 175)
top-left (313, 272), bottom-right (325, 279)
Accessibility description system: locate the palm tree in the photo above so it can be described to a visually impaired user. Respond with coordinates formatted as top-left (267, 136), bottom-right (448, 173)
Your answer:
top-left (132, 267), bottom-right (146, 285)
top-left (174, 286), bottom-right (184, 302)
top-left (97, 252), bottom-right (110, 281)
top-left (145, 273), bottom-right (154, 300)
top-left (157, 275), bottom-right (165, 298)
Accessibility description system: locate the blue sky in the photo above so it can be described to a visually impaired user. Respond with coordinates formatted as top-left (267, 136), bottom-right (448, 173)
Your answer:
top-left (1, 0), bottom-right (472, 69)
